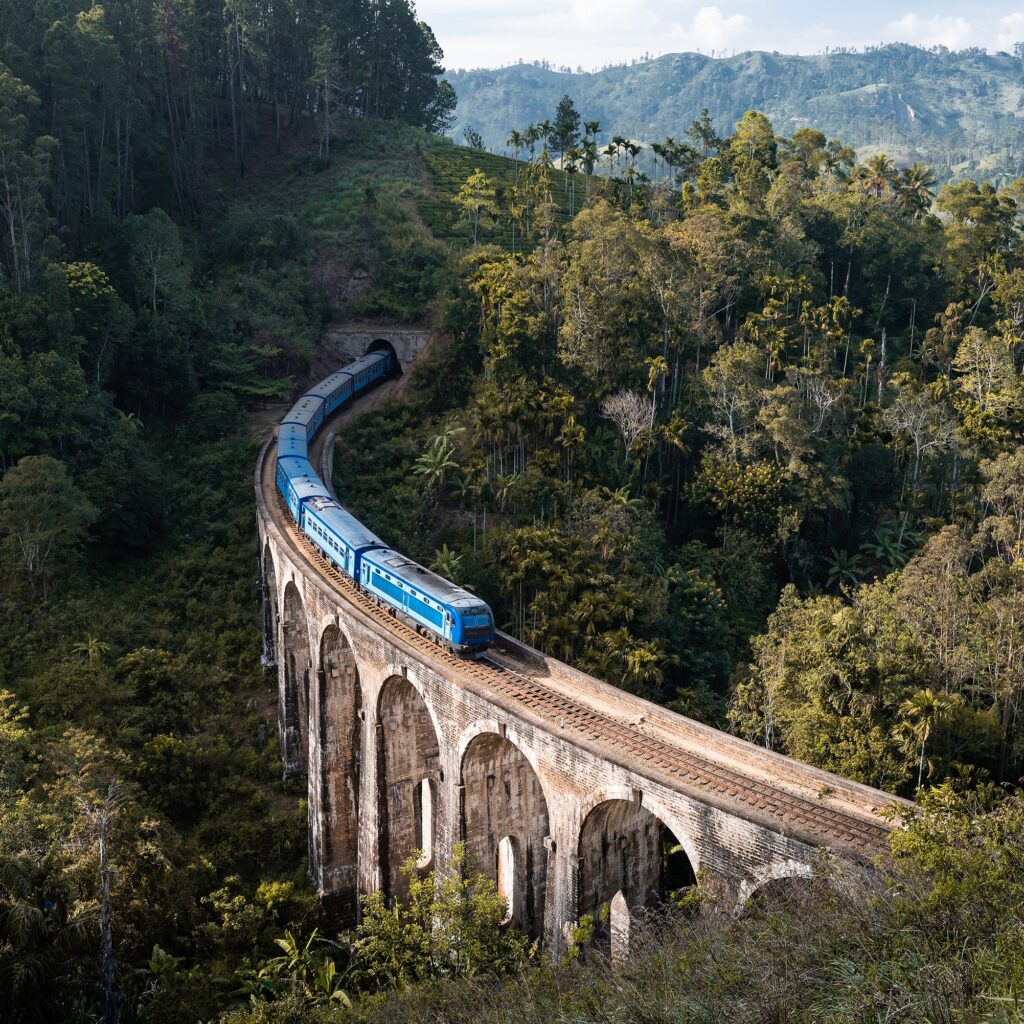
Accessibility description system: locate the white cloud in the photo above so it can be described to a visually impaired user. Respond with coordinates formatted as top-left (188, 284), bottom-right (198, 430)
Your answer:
top-left (671, 6), bottom-right (753, 50)
top-left (885, 12), bottom-right (974, 49)
top-left (418, 0), bottom-right (756, 70)
top-left (997, 12), bottom-right (1024, 52)
top-left (416, 2), bottom-right (1024, 72)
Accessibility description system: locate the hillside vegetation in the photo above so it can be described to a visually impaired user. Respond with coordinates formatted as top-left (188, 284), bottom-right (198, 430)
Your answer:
top-left (2, 0), bottom-right (1024, 1020)
top-left (450, 43), bottom-right (1024, 182)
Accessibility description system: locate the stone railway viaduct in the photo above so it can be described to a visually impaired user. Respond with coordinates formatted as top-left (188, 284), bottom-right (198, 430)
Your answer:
top-left (256, 352), bottom-right (907, 955)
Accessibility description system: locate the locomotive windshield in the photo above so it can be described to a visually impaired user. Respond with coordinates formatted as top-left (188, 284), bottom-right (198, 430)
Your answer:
top-left (462, 606), bottom-right (493, 629)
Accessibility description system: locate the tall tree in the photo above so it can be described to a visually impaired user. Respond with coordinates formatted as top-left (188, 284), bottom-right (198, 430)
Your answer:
top-left (0, 455), bottom-right (97, 601)
top-left (0, 68), bottom-right (55, 292)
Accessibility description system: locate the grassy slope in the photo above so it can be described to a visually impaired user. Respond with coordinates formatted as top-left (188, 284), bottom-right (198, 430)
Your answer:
top-left (225, 116), bottom-right (585, 310)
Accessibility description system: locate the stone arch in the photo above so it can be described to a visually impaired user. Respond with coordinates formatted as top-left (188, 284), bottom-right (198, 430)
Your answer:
top-left (377, 675), bottom-right (441, 902)
top-left (577, 786), bottom-right (702, 879)
top-left (577, 797), bottom-right (696, 952)
top-left (366, 338), bottom-right (401, 373)
top-left (455, 719), bottom-right (546, 774)
top-left (461, 731), bottom-right (550, 937)
top-left (261, 542), bottom-right (279, 669)
top-left (281, 582), bottom-right (312, 779)
top-left (738, 860), bottom-right (815, 908)
top-left (314, 624), bottom-right (363, 921)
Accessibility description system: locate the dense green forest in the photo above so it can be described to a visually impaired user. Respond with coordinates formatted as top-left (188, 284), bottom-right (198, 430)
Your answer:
top-left (0, 2), bottom-right (461, 1022)
top-left (340, 100), bottom-right (1024, 799)
top-left (1, 2), bottom-right (1024, 1020)
top-left (449, 43), bottom-right (1024, 184)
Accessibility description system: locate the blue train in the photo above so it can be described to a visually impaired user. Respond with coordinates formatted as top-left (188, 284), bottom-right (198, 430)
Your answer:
top-left (275, 351), bottom-right (496, 657)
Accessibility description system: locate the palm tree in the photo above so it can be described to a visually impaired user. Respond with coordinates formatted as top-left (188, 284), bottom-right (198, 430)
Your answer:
top-left (898, 688), bottom-right (958, 788)
top-left (507, 129), bottom-right (524, 183)
top-left (537, 119), bottom-right (553, 153)
top-left (896, 162), bottom-right (936, 218)
top-left (116, 409), bottom-right (144, 431)
top-left (825, 548), bottom-right (865, 591)
top-left (72, 635), bottom-right (112, 666)
top-left (860, 524), bottom-right (911, 571)
top-left (564, 146), bottom-right (581, 214)
top-left (524, 123), bottom-right (541, 160)
top-left (660, 136), bottom-right (678, 183)
top-left (431, 545), bottom-right (463, 583)
top-left (413, 435), bottom-right (459, 500)
top-left (494, 473), bottom-right (518, 513)
top-left (580, 139), bottom-right (599, 202)
top-left (0, 852), bottom-right (94, 1020)
top-left (853, 153), bottom-right (897, 199)
top-left (245, 929), bottom-right (351, 1006)
top-left (651, 141), bottom-right (665, 180)
top-left (603, 143), bottom-right (618, 178)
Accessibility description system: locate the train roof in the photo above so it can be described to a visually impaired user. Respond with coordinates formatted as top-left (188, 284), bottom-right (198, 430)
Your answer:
top-left (363, 548), bottom-right (489, 609)
top-left (345, 353), bottom-right (389, 375)
top-left (308, 502), bottom-right (385, 551)
top-left (290, 476), bottom-right (333, 502)
top-left (283, 394), bottom-right (326, 427)
top-left (304, 370), bottom-right (353, 400)
top-left (278, 456), bottom-right (330, 493)
top-left (277, 422), bottom-right (308, 458)
top-left (277, 454), bottom-right (316, 474)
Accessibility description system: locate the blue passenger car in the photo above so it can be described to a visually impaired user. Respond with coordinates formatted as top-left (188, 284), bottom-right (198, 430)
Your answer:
top-left (302, 497), bottom-right (385, 577)
top-left (274, 352), bottom-right (495, 656)
top-left (284, 395), bottom-right (327, 439)
top-left (305, 371), bottom-right (354, 416)
top-left (359, 549), bottom-right (495, 655)
top-left (276, 456), bottom-right (331, 520)
top-left (277, 422), bottom-right (308, 462)
top-left (345, 353), bottom-right (393, 394)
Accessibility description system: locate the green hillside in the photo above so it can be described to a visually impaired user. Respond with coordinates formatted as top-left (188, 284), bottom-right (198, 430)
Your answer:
top-left (449, 43), bottom-right (1024, 183)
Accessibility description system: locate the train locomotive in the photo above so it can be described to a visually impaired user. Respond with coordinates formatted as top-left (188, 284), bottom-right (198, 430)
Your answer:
top-left (274, 351), bottom-right (496, 657)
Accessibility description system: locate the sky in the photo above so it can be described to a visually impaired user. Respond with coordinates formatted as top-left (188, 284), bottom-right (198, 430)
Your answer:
top-left (414, 1), bottom-right (1024, 72)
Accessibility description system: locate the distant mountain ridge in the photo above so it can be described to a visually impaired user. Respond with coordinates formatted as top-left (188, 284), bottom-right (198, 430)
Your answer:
top-left (448, 44), bottom-right (1024, 183)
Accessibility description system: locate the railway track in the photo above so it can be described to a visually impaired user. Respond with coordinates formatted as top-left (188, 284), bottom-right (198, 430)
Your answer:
top-left (262, 429), bottom-right (899, 861)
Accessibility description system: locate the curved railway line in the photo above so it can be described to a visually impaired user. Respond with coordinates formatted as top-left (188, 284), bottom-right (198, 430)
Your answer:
top-left (258, 393), bottom-right (906, 868)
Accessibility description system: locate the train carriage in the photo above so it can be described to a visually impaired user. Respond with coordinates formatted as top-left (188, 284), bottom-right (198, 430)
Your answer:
top-left (305, 371), bottom-right (354, 417)
top-left (302, 497), bottom-right (385, 577)
top-left (359, 548), bottom-right (495, 655)
top-left (345, 352), bottom-right (394, 394)
top-left (277, 456), bottom-right (332, 520)
top-left (274, 350), bottom-right (495, 656)
top-left (284, 395), bottom-right (327, 439)
top-left (277, 422), bottom-right (308, 462)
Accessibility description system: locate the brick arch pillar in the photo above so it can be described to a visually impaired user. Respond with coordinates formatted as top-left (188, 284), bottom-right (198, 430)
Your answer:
top-left (309, 622), bottom-right (363, 924)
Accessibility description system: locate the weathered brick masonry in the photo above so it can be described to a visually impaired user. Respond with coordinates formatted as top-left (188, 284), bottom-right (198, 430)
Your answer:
top-left (256, 437), bottom-right (908, 954)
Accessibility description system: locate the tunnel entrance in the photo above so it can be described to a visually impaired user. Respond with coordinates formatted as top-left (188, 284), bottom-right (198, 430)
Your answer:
top-left (366, 339), bottom-right (401, 375)
top-left (578, 799), bottom-right (695, 956)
